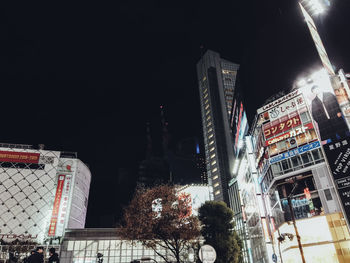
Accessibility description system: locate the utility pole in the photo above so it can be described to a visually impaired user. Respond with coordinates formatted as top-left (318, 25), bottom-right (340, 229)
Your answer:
top-left (287, 182), bottom-right (306, 263)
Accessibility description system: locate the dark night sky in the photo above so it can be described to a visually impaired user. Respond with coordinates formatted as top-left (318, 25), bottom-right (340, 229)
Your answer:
top-left (1, 1), bottom-right (350, 227)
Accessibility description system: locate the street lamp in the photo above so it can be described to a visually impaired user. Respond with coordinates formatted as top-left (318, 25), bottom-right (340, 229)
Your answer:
top-left (300, 0), bottom-right (330, 15)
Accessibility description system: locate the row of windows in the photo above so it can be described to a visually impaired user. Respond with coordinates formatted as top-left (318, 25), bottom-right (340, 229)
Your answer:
top-left (261, 148), bottom-right (324, 192)
top-left (269, 129), bottom-right (318, 156)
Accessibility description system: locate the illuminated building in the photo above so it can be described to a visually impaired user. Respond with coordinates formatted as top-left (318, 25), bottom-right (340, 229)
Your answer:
top-left (0, 143), bottom-right (91, 244)
top-left (196, 50), bottom-right (239, 204)
top-left (231, 136), bottom-right (270, 263)
top-left (177, 184), bottom-right (211, 216)
top-left (252, 84), bottom-right (350, 262)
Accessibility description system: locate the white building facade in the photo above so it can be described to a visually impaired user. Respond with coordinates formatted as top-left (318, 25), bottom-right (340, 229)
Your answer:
top-left (0, 143), bottom-right (91, 244)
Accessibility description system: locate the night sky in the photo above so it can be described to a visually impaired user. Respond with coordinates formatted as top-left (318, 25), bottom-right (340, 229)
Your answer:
top-left (1, 1), bottom-right (350, 227)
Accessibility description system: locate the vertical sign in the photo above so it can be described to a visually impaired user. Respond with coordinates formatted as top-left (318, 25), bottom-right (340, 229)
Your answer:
top-left (48, 175), bottom-right (65, 236)
top-left (55, 174), bottom-right (73, 236)
top-left (324, 139), bottom-right (350, 226)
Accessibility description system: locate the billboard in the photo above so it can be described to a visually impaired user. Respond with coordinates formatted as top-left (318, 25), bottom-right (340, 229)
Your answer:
top-left (0, 151), bottom-right (40, 164)
top-left (298, 70), bottom-right (350, 229)
top-left (298, 71), bottom-right (350, 143)
top-left (324, 139), bottom-right (350, 227)
top-left (231, 101), bottom-right (249, 156)
top-left (263, 114), bottom-right (301, 139)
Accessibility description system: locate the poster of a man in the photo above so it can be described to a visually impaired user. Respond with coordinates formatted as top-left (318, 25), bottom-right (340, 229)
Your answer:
top-left (310, 85), bottom-right (349, 142)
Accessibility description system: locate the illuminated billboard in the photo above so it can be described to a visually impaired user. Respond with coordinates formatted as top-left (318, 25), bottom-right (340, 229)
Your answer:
top-left (231, 100), bottom-right (249, 156)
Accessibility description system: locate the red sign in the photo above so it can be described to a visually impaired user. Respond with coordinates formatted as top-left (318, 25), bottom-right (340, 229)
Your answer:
top-left (263, 114), bottom-right (301, 139)
top-left (48, 175), bottom-right (65, 236)
top-left (0, 151), bottom-right (39, 164)
top-left (265, 122), bottom-right (314, 146)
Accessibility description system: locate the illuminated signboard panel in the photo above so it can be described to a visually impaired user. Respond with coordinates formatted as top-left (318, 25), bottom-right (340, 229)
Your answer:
top-left (265, 122), bottom-right (314, 146)
top-left (269, 141), bottom-right (321, 164)
top-left (0, 151), bottom-right (40, 164)
top-left (263, 114), bottom-right (301, 139)
top-left (268, 94), bottom-right (305, 122)
top-left (48, 175), bottom-right (65, 236)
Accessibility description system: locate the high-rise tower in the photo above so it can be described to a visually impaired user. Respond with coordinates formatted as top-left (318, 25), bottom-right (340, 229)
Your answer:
top-left (196, 50), bottom-right (239, 203)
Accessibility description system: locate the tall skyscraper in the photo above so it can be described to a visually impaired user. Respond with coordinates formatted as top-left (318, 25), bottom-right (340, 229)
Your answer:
top-left (196, 50), bottom-right (239, 203)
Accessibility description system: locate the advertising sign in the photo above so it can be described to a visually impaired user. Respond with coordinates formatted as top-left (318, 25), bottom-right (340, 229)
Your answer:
top-left (268, 94), bottom-right (306, 121)
top-left (269, 141), bottom-right (321, 164)
top-left (55, 174), bottom-right (72, 236)
top-left (232, 101), bottom-right (249, 156)
top-left (324, 138), bottom-right (350, 226)
top-left (265, 122), bottom-right (313, 146)
top-left (263, 114), bottom-right (301, 139)
top-left (0, 151), bottom-right (40, 164)
top-left (48, 175), bottom-right (65, 236)
top-left (257, 89), bottom-right (300, 114)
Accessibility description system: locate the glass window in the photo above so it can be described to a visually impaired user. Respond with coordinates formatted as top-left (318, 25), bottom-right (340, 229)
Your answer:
top-left (269, 144), bottom-right (279, 156)
top-left (300, 111), bottom-right (311, 123)
top-left (301, 152), bottom-right (313, 165)
top-left (209, 140), bottom-right (214, 146)
top-left (68, 241), bottom-right (74, 251)
top-left (210, 153), bottom-right (216, 159)
top-left (213, 175), bottom-right (218, 180)
top-left (205, 104), bottom-right (210, 110)
top-left (211, 160), bottom-right (216, 165)
top-left (214, 182), bottom-right (219, 188)
top-left (277, 141), bottom-right (287, 152)
top-left (291, 156), bottom-right (302, 168)
top-left (206, 115), bottom-right (211, 121)
top-left (212, 167), bottom-right (217, 173)
top-left (311, 149), bottom-right (322, 161)
top-left (215, 190), bottom-right (221, 195)
top-left (271, 163), bottom-right (281, 175)
top-left (281, 159), bottom-right (291, 171)
top-left (210, 147), bottom-right (215, 152)
top-left (296, 133), bottom-right (307, 145)
top-left (324, 189), bottom-right (333, 201)
top-left (208, 134), bottom-right (213, 139)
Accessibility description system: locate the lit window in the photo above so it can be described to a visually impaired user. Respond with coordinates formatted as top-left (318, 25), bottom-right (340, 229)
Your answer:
top-left (208, 134), bottom-right (213, 139)
top-left (209, 141), bottom-right (214, 146)
top-left (203, 76), bottom-right (207, 81)
top-left (206, 115), bottom-right (211, 121)
top-left (207, 121), bottom-right (212, 127)
top-left (214, 182), bottom-right (219, 188)
top-left (211, 160), bottom-right (216, 165)
top-left (210, 147), bottom-right (215, 152)
top-left (212, 167), bottom-right (217, 173)
top-left (203, 88), bottom-right (208, 93)
top-left (213, 175), bottom-right (218, 180)
top-left (204, 99), bottom-right (209, 104)
top-left (210, 153), bottom-right (216, 159)
top-left (206, 110), bottom-right (211, 115)
top-left (208, 128), bottom-right (213, 132)
top-left (215, 190), bottom-right (221, 195)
